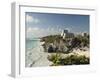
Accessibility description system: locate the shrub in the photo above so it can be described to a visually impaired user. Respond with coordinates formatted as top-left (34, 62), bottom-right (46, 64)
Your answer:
top-left (48, 53), bottom-right (62, 66)
top-left (48, 54), bottom-right (90, 66)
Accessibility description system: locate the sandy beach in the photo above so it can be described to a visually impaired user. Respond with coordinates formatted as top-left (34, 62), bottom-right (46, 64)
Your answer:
top-left (25, 41), bottom-right (53, 67)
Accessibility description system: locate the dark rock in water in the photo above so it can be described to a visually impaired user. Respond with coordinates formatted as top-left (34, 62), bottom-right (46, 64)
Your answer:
top-left (48, 45), bottom-right (54, 53)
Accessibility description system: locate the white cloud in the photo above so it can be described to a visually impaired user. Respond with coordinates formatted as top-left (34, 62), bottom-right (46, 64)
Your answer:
top-left (26, 27), bottom-right (62, 39)
top-left (26, 25), bottom-right (73, 39)
top-left (26, 14), bottom-right (39, 23)
top-left (26, 15), bottom-right (33, 22)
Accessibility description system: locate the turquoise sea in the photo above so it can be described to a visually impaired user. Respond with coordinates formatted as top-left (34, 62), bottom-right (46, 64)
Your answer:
top-left (26, 39), bottom-right (40, 51)
top-left (25, 39), bottom-right (44, 67)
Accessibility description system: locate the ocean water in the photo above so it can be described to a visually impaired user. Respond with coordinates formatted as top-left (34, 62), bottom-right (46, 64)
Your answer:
top-left (26, 39), bottom-right (40, 51)
top-left (25, 39), bottom-right (43, 67)
top-left (25, 39), bottom-right (53, 67)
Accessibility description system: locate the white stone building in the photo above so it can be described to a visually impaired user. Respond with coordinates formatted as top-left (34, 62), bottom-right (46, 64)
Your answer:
top-left (61, 29), bottom-right (74, 39)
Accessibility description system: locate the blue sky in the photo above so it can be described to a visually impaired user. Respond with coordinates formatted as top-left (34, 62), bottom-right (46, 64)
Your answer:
top-left (26, 12), bottom-right (89, 39)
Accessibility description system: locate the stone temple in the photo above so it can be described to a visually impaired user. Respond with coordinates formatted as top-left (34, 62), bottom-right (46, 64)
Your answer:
top-left (61, 29), bottom-right (74, 39)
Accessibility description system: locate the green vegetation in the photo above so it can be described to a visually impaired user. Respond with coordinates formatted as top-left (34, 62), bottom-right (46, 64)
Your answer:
top-left (41, 33), bottom-right (89, 66)
top-left (48, 53), bottom-right (89, 66)
top-left (41, 34), bottom-right (89, 53)
top-left (66, 35), bottom-right (89, 53)
top-left (76, 34), bottom-right (89, 47)
top-left (47, 53), bottom-right (62, 66)
top-left (41, 35), bottom-right (61, 43)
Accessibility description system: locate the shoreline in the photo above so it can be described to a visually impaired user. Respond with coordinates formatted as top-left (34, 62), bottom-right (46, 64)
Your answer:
top-left (25, 40), bottom-right (53, 67)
